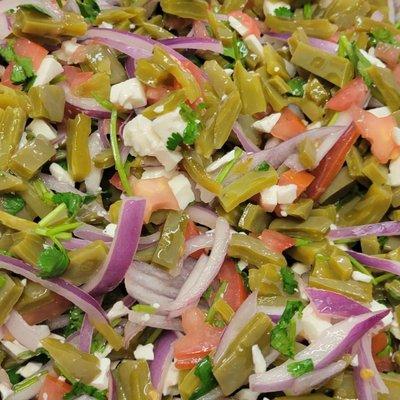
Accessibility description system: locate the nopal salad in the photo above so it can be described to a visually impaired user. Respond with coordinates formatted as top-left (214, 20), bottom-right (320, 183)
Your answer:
top-left (0, 0), bottom-right (400, 399)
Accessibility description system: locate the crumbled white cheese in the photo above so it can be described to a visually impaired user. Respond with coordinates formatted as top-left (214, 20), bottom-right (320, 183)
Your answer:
top-left (283, 59), bottom-right (296, 78)
top-left (291, 262), bottom-right (310, 276)
top-left (235, 389), bottom-right (260, 400)
top-left (352, 271), bottom-right (373, 283)
top-left (33, 56), bottom-right (64, 87)
top-left (162, 362), bottom-right (180, 396)
top-left (168, 174), bottom-right (195, 210)
top-left (53, 38), bottom-right (81, 63)
top-left (134, 344), bottom-right (154, 361)
top-left (224, 68), bottom-right (234, 76)
top-left (359, 49), bottom-right (386, 68)
top-left (17, 362), bottom-right (42, 379)
top-left (152, 108), bottom-right (187, 143)
top-left (99, 21), bottom-right (113, 29)
top-left (393, 127), bottom-right (400, 146)
top-left (26, 119), bottom-right (57, 141)
top-left (91, 357), bottom-right (111, 391)
top-left (252, 345), bottom-right (266, 373)
top-left (298, 304), bottom-right (332, 343)
top-left (260, 185), bottom-right (278, 212)
top-left (110, 78), bottom-right (147, 110)
top-left (49, 163), bottom-right (75, 186)
top-left (107, 301), bottom-right (130, 320)
top-left (350, 355), bottom-right (359, 367)
top-left (103, 223), bottom-right (117, 238)
top-left (370, 300), bottom-right (393, 327)
top-left (388, 156), bottom-right (400, 186)
top-left (276, 184), bottom-right (297, 204)
top-left (237, 260), bottom-right (248, 271)
top-left (252, 113), bottom-right (281, 133)
top-left (154, 105), bottom-right (165, 114)
top-left (152, 303), bottom-right (160, 309)
top-left (263, 0), bottom-right (291, 16)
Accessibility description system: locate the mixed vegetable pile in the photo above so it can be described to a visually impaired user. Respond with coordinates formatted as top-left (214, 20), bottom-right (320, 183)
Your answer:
top-left (2, 0), bottom-right (400, 399)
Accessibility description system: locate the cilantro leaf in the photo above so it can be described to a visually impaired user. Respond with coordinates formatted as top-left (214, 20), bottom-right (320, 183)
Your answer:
top-left (91, 333), bottom-right (107, 354)
top-left (37, 246), bottom-right (69, 278)
top-left (166, 132), bottom-right (183, 151)
top-left (6, 367), bottom-right (23, 385)
top-left (303, 3), bottom-right (313, 19)
top-left (189, 356), bottom-right (218, 400)
top-left (52, 192), bottom-right (84, 217)
top-left (223, 36), bottom-right (249, 61)
top-left (287, 77), bottom-right (306, 97)
top-left (280, 267), bottom-right (298, 295)
top-left (270, 300), bottom-right (304, 358)
top-left (369, 27), bottom-right (397, 46)
top-left (274, 6), bottom-right (294, 19)
top-left (1, 194), bottom-right (25, 215)
top-left (0, 43), bottom-right (15, 63)
top-left (64, 306), bottom-right (84, 337)
top-left (75, 0), bottom-right (100, 22)
top-left (257, 161), bottom-right (270, 171)
top-left (295, 237), bottom-right (312, 247)
top-left (287, 358), bottom-right (314, 377)
top-left (64, 381), bottom-right (107, 400)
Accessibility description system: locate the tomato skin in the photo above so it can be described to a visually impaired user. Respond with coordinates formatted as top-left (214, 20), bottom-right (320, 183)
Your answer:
top-left (63, 66), bottom-right (94, 93)
top-left (145, 86), bottom-right (170, 105)
top-left (326, 77), bottom-right (369, 111)
top-left (259, 229), bottom-right (295, 253)
top-left (14, 38), bottom-right (48, 71)
top-left (372, 332), bottom-right (389, 355)
top-left (1, 63), bottom-right (19, 88)
top-left (306, 125), bottom-right (359, 201)
top-left (278, 170), bottom-right (315, 196)
top-left (270, 108), bottom-right (306, 140)
top-left (217, 259), bottom-right (248, 311)
top-left (374, 356), bottom-right (394, 373)
top-left (229, 11), bottom-right (261, 37)
top-left (38, 375), bottom-right (72, 400)
top-left (174, 308), bottom-right (223, 370)
top-left (375, 42), bottom-right (400, 69)
top-left (184, 220), bottom-right (204, 259)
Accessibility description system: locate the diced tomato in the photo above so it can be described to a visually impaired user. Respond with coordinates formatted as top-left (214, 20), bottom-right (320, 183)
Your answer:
top-left (259, 229), bottom-right (295, 253)
top-left (1, 63), bottom-right (20, 89)
top-left (351, 105), bottom-right (398, 164)
top-left (63, 66), bottom-right (94, 93)
top-left (375, 42), bottom-right (400, 69)
top-left (328, 32), bottom-right (340, 43)
top-left (278, 170), bottom-right (315, 196)
top-left (20, 294), bottom-right (71, 325)
top-left (13, 38), bottom-right (48, 71)
top-left (270, 108), bottom-right (306, 140)
top-left (229, 11), bottom-right (261, 37)
top-left (131, 177), bottom-right (180, 223)
top-left (110, 172), bottom-right (123, 191)
top-left (326, 77), bottom-right (369, 112)
top-left (306, 125), bottom-right (359, 201)
top-left (145, 85), bottom-right (171, 105)
top-left (192, 20), bottom-right (209, 38)
top-left (374, 356), bottom-right (394, 373)
top-left (184, 220), bottom-right (204, 259)
top-left (174, 307), bottom-right (223, 369)
top-left (372, 332), bottom-right (389, 355)
top-left (217, 259), bottom-right (248, 311)
top-left (180, 59), bottom-right (205, 87)
top-left (38, 375), bottom-right (72, 400)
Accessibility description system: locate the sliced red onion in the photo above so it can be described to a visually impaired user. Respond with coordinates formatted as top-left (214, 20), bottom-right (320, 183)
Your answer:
top-left (186, 205), bottom-right (218, 229)
top-left (0, 13), bottom-right (10, 39)
top-left (306, 287), bottom-right (369, 319)
top-left (249, 310), bottom-right (389, 393)
top-left (129, 312), bottom-right (182, 331)
top-left (39, 173), bottom-right (82, 195)
top-left (214, 291), bottom-right (258, 363)
top-left (125, 277), bottom-right (174, 307)
top-left (0, 0), bottom-right (63, 20)
top-left (244, 126), bottom-right (348, 170)
top-left (7, 373), bottom-right (46, 400)
top-left (233, 122), bottom-right (261, 153)
top-left (98, 119), bottom-right (110, 148)
top-left (288, 360), bottom-right (347, 396)
top-left (0, 253), bottom-right (122, 349)
top-left (122, 295), bottom-right (135, 307)
top-left (329, 221), bottom-right (400, 240)
top-left (62, 83), bottom-right (111, 119)
top-left (47, 314), bottom-right (69, 330)
top-left (150, 331), bottom-right (178, 392)
top-left (257, 304), bottom-right (284, 323)
top-left (184, 231), bottom-right (214, 258)
top-left (78, 314), bottom-right (94, 353)
top-left (125, 57), bottom-right (136, 78)
top-left (159, 37), bottom-right (223, 53)
top-left (347, 250), bottom-right (400, 276)
top-left (62, 238), bottom-right (95, 250)
top-left (139, 231), bottom-right (161, 247)
top-left (83, 197), bottom-right (146, 295)
top-left (5, 311), bottom-right (50, 351)
top-left (124, 321), bottom-right (144, 348)
top-left (74, 223), bottom-right (113, 242)
top-left (107, 371), bottom-right (118, 400)
top-left (355, 332), bottom-right (388, 394)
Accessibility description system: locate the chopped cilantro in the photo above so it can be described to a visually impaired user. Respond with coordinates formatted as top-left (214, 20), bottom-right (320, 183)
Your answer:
top-left (64, 307), bottom-right (84, 337)
top-left (270, 300), bottom-right (304, 358)
top-left (91, 333), bottom-right (107, 354)
top-left (0, 275), bottom-right (6, 289)
top-left (64, 381), bottom-right (107, 400)
top-left (288, 358), bottom-right (314, 377)
top-left (287, 77), bottom-right (306, 97)
top-left (1, 194), bottom-right (25, 215)
top-left (52, 192), bottom-right (85, 217)
top-left (6, 367), bottom-right (23, 385)
top-left (75, 0), bottom-right (100, 22)
top-left (257, 161), bottom-right (270, 171)
top-left (280, 266), bottom-right (298, 295)
top-left (369, 27), bottom-right (397, 46)
top-left (166, 132), bottom-right (184, 151)
top-left (295, 237), bottom-right (312, 247)
top-left (378, 236), bottom-right (389, 250)
top-left (303, 3), bottom-right (313, 19)
top-left (37, 245), bottom-right (69, 279)
top-left (274, 6), bottom-right (294, 19)
top-left (223, 35), bottom-right (249, 61)
top-left (189, 356), bottom-right (218, 400)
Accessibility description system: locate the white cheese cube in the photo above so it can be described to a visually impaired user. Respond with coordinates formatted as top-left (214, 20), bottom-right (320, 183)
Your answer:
top-left (277, 184), bottom-right (297, 204)
top-left (33, 56), bottom-right (64, 87)
top-left (298, 305), bottom-right (332, 343)
top-left (17, 362), bottom-right (42, 378)
top-left (91, 357), bottom-right (111, 391)
top-left (107, 301), bottom-right (130, 320)
top-left (260, 185), bottom-right (278, 212)
top-left (134, 343), bottom-right (154, 361)
top-left (99, 22), bottom-right (113, 29)
top-left (152, 147), bottom-right (183, 171)
top-left (224, 68), bottom-right (234, 76)
top-left (26, 119), bottom-right (57, 141)
top-left (252, 113), bottom-right (281, 133)
top-left (152, 108), bottom-right (187, 143)
top-left (388, 156), bottom-right (400, 186)
top-left (252, 344), bottom-right (266, 373)
top-left (244, 34), bottom-right (264, 58)
top-left (54, 38), bottom-right (82, 63)
top-left (49, 163), bottom-right (75, 186)
top-left (292, 262), bottom-right (310, 275)
top-left (228, 16), bottom-right (249, 37)
top-left (168, 174), bottom-right (195, 210)
top-left (368, 107), bottom-right (391, 118)
top-left (110, 78), bottom-right (147, 110)
top-left (103, 223), bottom-right (117, 238)
top-left (352, 271), bottom-right (373, 283)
